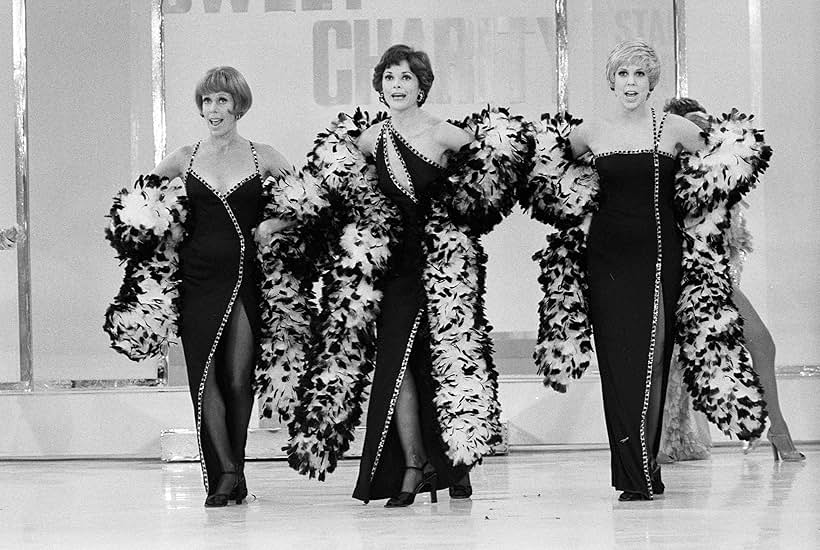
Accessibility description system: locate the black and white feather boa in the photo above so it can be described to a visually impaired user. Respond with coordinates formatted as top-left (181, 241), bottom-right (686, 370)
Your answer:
top-left (523, 109), bottom-right (770, 439)
top-left (285, 107), bottom-right (524, 479)
top-left (104, 175), bottom-right (187, 361)
top-left (674, 110), bottom-right (771, 439)
top-left (255, 169), bottom-right (329, 421)
top-left (519, 112), bottom-right (599, 392)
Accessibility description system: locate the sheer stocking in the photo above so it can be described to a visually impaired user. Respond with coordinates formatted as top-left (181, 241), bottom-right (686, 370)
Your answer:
top-left (394, 369), bottom-right (430, 492)
top-left (202, 299), bottom-right (255, 494)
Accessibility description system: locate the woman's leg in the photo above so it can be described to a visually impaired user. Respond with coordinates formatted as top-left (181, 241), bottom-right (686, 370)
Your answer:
top-left (733, 289), bottom-right (787, 433)
top-left (219, 300), bottom-right (256, 477)
top-left (393, 369), bottom-right (431, 492)
top-left (201, 352), bottom-right (239, 495)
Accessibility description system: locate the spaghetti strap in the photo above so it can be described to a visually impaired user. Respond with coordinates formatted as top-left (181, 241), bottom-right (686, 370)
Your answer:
top-left (249, 141), bottom-right (260, 176)
top-left (652, 109), bottom-right (669, 152)
top-left (186, 140), bottom-right (202, 179)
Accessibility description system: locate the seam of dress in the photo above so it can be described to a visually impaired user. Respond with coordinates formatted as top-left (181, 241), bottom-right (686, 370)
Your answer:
top-left (639, 108), bottom-right (668, 499)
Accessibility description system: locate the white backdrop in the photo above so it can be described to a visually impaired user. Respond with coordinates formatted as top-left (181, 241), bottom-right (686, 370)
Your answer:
top-left (163, 0), bottom-right (559, 337)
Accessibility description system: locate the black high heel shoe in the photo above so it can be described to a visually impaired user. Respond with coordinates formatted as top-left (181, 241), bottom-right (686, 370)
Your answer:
top-left (204, 471), bottom-right (240, 508)
top-left (229, 475), bottom-right (248, 504)
top-left (385, 462), bottom-right (437, 508)
top-left (618, 491), bottom-right (651, 501)
top-left (449, 470), bottom-right (473, 499)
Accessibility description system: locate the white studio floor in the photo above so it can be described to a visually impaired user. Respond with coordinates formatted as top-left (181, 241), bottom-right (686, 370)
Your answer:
top-left (1, 445), bottom-right (817, 550)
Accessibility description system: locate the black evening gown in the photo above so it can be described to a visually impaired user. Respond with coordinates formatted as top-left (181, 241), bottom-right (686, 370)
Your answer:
top-left (587, 112), bottom-right (682, 498)
top-left (352, 121), bottom-right (459, 502)
top-left (178, 141), bottom-right (263, 494)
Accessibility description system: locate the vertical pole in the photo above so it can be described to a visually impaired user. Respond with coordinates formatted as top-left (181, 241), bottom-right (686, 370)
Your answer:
top-left (14, 0), bottom-right (32, 389)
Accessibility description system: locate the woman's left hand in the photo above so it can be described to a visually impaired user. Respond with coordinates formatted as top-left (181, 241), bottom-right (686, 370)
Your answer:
top-left (255, 218), bottom-right (294, 244)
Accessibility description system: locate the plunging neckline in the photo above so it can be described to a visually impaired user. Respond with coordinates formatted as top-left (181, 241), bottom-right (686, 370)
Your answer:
top-left (190, 170), bottom-right (258, 199)
top-left (187, 140), bottom-right (260, 199)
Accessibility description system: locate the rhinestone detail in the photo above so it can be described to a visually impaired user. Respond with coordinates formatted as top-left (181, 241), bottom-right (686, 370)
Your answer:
top-left (369, 309), bottom-right (425, 482)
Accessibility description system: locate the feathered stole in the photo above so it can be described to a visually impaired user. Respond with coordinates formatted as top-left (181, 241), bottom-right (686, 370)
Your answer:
top-left (285, 106), bottom-right (528, 479)
top-left (103, 175), bottom-right (188, 361)
top-left (518, 112), bottom-right (599, 392)
top-left (522, 109), bottom-right (771, 439)
top-left (674, 109), bottom-right (771, 439)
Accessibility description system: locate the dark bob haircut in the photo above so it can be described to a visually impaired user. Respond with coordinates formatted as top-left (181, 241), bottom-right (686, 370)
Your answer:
top-left (372, 44), bottom-right (434, 106)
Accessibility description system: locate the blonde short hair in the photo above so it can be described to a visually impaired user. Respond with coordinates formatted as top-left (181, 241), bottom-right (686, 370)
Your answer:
top-left (605, 40), bottom-right (661, 91)
top-left (195, 66), bottom-right (253, 118)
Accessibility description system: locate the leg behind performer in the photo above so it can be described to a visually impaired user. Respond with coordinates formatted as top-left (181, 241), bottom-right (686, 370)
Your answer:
top-left (734, 289), bottom-right (805, 461)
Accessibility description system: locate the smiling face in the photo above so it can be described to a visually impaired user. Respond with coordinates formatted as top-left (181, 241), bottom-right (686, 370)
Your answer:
top-left (613, 63), bottom-right (651, 110)
top-left (381, 60), bottom-right (421, 112)
top-left (200, 91), bottom-right (237, 135)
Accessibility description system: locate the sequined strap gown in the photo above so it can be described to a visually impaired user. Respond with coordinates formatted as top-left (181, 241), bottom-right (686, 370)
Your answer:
top-left (587, 110), bottom-right (682, 498)
top-left (352, 121), bottom-right (459, 502)
top-left (178, 140), bottom-right (263, 494)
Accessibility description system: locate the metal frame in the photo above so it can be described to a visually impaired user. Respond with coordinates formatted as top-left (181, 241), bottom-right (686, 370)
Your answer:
top-left (2, 1), bottom-right (817, 393)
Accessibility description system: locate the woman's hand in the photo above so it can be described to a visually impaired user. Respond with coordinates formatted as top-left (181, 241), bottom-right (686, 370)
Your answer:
top-left (255, 217), bottom-right (294, 244)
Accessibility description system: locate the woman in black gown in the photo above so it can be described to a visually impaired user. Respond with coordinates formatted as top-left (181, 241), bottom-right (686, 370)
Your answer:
top-left (353, 45), bottom-right (474, 506)
top-left (569, 41), bottom-right (704, 501)
top-left (152, 67), bottom-right (290, 506)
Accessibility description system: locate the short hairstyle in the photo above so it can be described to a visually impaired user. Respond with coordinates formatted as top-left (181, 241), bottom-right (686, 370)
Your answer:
top-left (372, 44), bottom-right (434, 106)
top-left (605, 39), bottom-right (661, 91)
top-left (195, 66), bottom-right (253, 118)
top-left (664, 97), bottom-right (710, 130)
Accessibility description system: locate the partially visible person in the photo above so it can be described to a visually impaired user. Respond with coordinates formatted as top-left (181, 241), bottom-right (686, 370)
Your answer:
top-left (661, 97), bottom-right (804, 462)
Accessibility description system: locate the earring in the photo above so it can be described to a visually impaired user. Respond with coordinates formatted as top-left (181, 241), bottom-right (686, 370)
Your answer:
top-left (378, 91), bottom-right (387, 106)
top-left (417, 90), bottom-right (425, 105)
top-left (610, 86), bottom-right (615, 91)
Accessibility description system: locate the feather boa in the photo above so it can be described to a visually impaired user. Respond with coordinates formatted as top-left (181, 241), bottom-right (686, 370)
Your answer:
top-left (287, 110), bottom-right (399, 479)
top-left (519, 112), bottom-right (598, 391)
top-left (674, 110), bottom-right (771, 439)
top-left (1, 224), bottom-right (24, 250)
top-left (442, 106), bottom-right (533, 233)
top-left (286, 107), bottom-right (518, 479)
top-left (423, 202), bottom-right (502, 464)
top-left (524, 110), bottom-right (769, 439)
top-left (103, 175), bottom-right (188, 360)
top-left (255, 170), bottom-right (329, 421)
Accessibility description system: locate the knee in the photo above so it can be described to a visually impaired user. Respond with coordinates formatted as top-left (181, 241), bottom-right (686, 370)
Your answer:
top-left (223, 376), bottom-right (253, 401)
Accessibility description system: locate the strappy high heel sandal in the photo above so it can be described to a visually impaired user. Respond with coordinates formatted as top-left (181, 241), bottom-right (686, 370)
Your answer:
top-left (204, 471), bottom-right (240, 507)
top-left (768, 431), bottom-right (806, 462)
top-left (385, 462), bottom-right (437, 508)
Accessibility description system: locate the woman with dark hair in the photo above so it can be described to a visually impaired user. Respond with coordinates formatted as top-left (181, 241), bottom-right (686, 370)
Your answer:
top-left (106, 66), bottom-right (292, 506)
top-left (353, 44), bottom-right (474, 506)
top-left (284, 44), bottom-right (529, 507)
top-left (521, 40), bottom-right (770, 501)
top-left (660, 97), bottom-right (804, 462)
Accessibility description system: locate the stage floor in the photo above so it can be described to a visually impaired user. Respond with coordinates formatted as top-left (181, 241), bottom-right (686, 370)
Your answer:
top-left (2, 445), bottom-right (817, 549)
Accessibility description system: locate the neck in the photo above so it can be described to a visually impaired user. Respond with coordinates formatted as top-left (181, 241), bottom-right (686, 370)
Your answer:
top-left (390, 106), bottom-right (424, 130)
top-left (613, 102), bottom-right (650, 123)
top-left (207, 128), bottom-right (241, 150)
